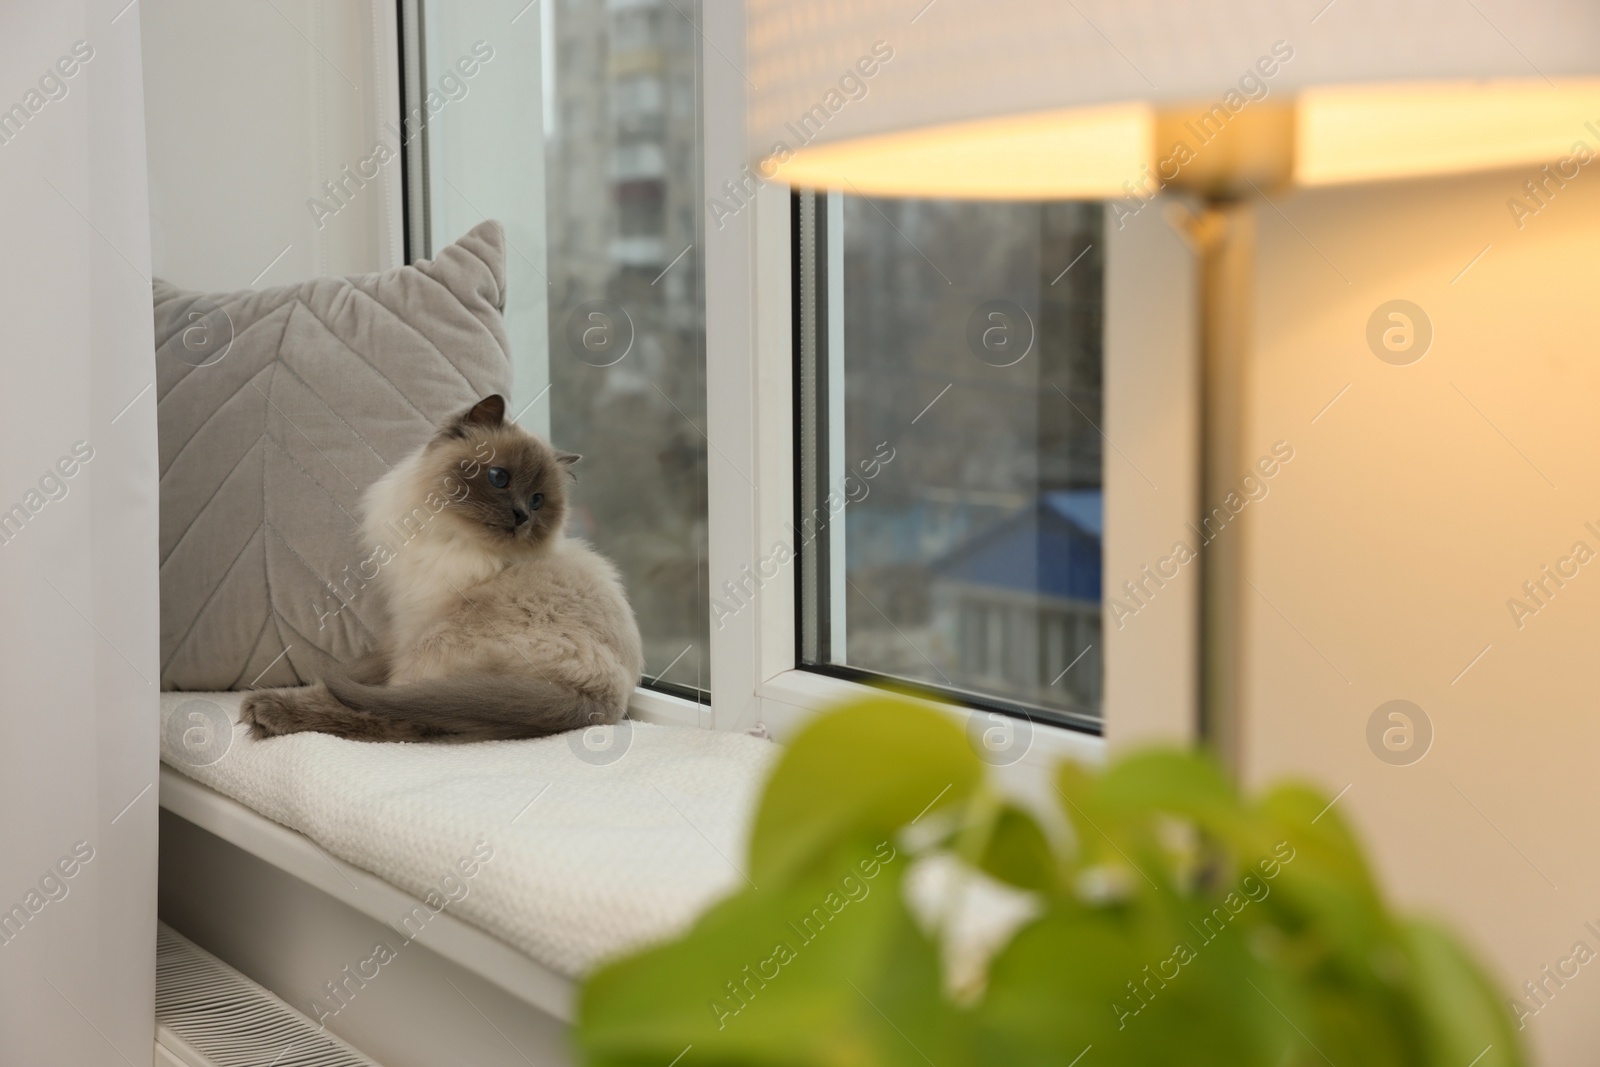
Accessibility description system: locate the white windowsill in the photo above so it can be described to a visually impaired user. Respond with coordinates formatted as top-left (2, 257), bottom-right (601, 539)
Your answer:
top-left (158, 765), bottom-right (577, 1023)
top-left (627, 683), bottom-right (708, 729)
top-left (753, 668), bottom-right (1107, 772)
top-left (632, 659), bottom-right (1106, 778)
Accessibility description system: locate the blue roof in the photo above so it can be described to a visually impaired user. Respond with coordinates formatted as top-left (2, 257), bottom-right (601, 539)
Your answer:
top-left (1044, 490), bottom-right (1103, 538)
top-left (930, 491), bottom-right (1102, 602)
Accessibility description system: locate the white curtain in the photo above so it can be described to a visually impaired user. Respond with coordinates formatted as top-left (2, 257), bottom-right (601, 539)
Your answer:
top-left (0, 2), bottom-right (159, 1064)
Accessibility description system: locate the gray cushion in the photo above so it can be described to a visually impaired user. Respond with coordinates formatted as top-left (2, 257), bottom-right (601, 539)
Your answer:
top-left (155, 221), bottom-right (511, 691)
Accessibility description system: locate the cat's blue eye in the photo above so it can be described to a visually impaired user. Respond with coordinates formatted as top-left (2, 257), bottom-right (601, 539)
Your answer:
top-left (528, 493), bottom-right (544, 511)
top-left (487, 467), bottom-right (510, 489)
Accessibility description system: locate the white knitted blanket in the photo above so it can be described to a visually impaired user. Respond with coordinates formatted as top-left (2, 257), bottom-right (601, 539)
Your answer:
top-left (159, 692), bottom-right (777, 978)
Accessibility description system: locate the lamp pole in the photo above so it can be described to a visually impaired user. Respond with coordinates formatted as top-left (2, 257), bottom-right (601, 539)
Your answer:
top-left (1159, 104), bottom-right (1294, 771)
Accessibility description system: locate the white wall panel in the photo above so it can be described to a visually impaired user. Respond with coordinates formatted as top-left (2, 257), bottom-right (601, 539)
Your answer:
top-left (141, 0), bottom-right (401, 289)
top-left (0, 2), bottom-right (160, 1063)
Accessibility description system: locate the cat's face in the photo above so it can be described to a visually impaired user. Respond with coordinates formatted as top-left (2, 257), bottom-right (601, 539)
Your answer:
top-left (422, 395), bottom-right (578, 550)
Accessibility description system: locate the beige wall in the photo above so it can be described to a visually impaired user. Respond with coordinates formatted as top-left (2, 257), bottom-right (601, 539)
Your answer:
top-left (1238, 166), bottom-right (1600, 1065)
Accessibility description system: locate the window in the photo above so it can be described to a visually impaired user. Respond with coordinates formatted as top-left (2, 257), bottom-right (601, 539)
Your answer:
top-left (412, 0), bottom-right (707, 702)
top-left (406, 5), bottom-right (1191, 742)
top-left (794, 192), bottom-right (1105, 731)
top-left (613, 75), bottom-right (665, 123)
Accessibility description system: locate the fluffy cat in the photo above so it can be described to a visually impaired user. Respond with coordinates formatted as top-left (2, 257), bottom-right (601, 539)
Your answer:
top-left (240, 394), bottom-right (643, 742)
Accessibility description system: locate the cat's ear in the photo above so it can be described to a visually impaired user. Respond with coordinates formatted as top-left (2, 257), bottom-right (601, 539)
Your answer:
top-left (445, 395), bottom-right (505, 436)
top-left (556, 451), bottom-right (580, 480)
top-left (464, 395), bottom-right (506, 426)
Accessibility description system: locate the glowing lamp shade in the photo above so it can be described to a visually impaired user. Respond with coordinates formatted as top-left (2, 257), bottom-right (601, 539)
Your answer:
top-left (1296, 80), bottom-right (1600, 186)
top-left (773, 103), bottom-right (1152, 201)
top-left (745, 0), bottom-right (1600, 197)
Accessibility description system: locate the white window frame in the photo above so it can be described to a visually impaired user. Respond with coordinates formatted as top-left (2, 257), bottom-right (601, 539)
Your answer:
top-left (402, 4), bottom-right (1203, 761)
top-left (677, 5), bottom-right (1203, 772)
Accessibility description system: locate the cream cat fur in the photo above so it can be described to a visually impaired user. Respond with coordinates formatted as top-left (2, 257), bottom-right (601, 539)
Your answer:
top-left (240, 395), bottom-right (644, 742)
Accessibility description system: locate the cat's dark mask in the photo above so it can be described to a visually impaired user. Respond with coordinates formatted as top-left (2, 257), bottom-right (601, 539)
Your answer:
top-left (425, 395), bottom-right (579, 547)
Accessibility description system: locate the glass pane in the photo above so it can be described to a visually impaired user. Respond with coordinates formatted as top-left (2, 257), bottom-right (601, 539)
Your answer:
top-left (799, 193), bottom-right (1104, 728)
top-left (422, 0), bottom-right (708, 698)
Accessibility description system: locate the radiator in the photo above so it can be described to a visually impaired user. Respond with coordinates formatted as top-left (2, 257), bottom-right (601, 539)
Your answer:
top-left (156, 923), bottom-right (383, 1067)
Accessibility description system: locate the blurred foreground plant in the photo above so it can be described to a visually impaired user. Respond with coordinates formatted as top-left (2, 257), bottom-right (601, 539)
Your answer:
top-left (577, 698), bottom-right (1522, 1067)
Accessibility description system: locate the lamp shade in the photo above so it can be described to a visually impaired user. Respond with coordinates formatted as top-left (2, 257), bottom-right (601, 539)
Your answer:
top-left (745, 0), bottom-right (1600, 197)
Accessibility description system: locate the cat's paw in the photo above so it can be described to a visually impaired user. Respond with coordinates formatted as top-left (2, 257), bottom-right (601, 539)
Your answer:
top-left (239, 690), bottom-right (305, 739)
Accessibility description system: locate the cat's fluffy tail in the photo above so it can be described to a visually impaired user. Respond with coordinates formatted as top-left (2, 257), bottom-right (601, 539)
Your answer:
top-left (319, 670), bottom-right (624, 742)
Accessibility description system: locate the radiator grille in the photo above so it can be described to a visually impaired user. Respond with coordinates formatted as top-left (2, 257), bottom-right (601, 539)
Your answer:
top-left (156, 923), bottom-right (382, 1067)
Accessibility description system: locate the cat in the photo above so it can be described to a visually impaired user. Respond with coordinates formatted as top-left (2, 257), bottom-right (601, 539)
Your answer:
top-left (240, 394), bottom-right (644, 742)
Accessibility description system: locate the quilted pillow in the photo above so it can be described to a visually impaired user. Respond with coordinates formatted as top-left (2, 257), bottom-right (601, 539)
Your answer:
top-left (155, 221), bottom-right (511, 691)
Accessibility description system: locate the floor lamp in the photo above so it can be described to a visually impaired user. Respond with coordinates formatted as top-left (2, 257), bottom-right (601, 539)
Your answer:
top-left (744, 0), bottom-right (1600, 763)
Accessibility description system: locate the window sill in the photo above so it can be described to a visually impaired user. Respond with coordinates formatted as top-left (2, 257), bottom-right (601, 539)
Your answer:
top-left (752, 668), bottom-right (1107, 773)
top-left (158, 765), bottom-right (577, 1022)
top-left (628, 683), bottom-right (709, 729)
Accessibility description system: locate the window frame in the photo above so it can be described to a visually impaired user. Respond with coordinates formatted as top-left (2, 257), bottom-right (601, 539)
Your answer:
top-left (694, 4), bottom-right (1201, 765)
top-left (398, 3), bottom-right (1201, 757)
top-left (400, 0), bottom-right (713, 727)
top-left (788, 188), bottom-right (1109, 736)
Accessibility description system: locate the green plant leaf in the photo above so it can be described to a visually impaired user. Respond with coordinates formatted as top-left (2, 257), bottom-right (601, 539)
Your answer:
top-left (1399, 919), bottom-right (1528, 1067)
top-left (1262, 965), bottom-right (1418, 1067)
top-left (1053, 759), bottom-right (1170, 897)
top-left (577, 700), bottom-right (1521, 1067)
top-left (975, 909), bottom-right (1145, 1066)
top-left (978, 804), bottom-right (1057, 893)
top-left (1095, 749), bottom-right (1243, 834)
top-left (578, 838), bottom-right (962, 1067)
top-left (977, 900), bottom-right (1288, 1067)
top-left (1246, 783), bottom-right (1395, 981)
top-left (748, 697), bottom-right (982, 887)
top-left (1254, 782), bottom-right (1377, 893)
